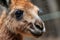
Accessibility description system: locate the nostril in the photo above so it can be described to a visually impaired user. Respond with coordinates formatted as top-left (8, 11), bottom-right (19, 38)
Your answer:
top-left (35, 24), bottom-right (43, 30)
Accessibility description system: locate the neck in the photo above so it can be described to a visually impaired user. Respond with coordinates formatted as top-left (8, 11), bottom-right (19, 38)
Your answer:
top-left (0, 19), bottom-right (23, 40)
top-left (0, 24), bottom-right (22, 40)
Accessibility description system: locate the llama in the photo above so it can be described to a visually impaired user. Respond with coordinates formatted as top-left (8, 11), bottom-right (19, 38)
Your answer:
top-left (0, 0), bottom-right (45, 40)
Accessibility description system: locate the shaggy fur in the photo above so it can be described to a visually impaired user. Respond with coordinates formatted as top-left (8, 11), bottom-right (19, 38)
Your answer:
top-left (0, 0), bottom-right (45, 40)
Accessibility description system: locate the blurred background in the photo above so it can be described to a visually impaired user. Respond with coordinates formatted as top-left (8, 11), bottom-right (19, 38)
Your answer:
top-left (24, 0), bottom-right (60, 40)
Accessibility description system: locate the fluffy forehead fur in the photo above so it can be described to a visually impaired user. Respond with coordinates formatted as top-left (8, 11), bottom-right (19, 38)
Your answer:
top-left (10, 0), bottom-right (39, 11)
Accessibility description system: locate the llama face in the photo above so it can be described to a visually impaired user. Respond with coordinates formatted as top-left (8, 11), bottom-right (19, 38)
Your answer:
top-left (5, 0), bottom-right (45, 38)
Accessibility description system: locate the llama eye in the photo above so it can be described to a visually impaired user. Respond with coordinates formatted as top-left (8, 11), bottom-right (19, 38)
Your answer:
top-left (15, 9), bottom-right (24, 20)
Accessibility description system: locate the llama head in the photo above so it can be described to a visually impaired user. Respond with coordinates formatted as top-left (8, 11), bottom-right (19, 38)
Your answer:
top-left (1, 0), bottom-right (46, 38)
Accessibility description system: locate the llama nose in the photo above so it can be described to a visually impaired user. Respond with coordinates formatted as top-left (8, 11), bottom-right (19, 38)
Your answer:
top-left (35, 22), bottom-right (46, 32)
top-left (28, 22), bottom-right (45, 37)
top-left (34, 24), bottom-right (43, 31)
top-left (34, 23), bottom-right (45, 33)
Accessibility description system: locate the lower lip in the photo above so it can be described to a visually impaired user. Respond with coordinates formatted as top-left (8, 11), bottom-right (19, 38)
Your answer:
top-left (30, 30), bottom-right (43, 38)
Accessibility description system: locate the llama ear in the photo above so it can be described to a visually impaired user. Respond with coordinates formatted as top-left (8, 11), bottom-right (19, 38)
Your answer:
top-left (0, 0), bottom-right (11, 8)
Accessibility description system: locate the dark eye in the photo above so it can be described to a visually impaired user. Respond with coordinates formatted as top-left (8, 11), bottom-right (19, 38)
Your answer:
top-left (15, 9), bottom-right (24, 20)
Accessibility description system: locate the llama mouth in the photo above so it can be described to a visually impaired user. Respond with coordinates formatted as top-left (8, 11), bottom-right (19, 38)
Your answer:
top-left (30, 29), bottom-right (43, 38)
top-left (28, 24), bottom-right (43, 38)
top-left (20, 23), bottom-right (44, 37)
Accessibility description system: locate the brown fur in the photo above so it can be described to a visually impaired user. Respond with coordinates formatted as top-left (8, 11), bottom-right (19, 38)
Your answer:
top-left (0, 0), bottom-right (45, 40)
